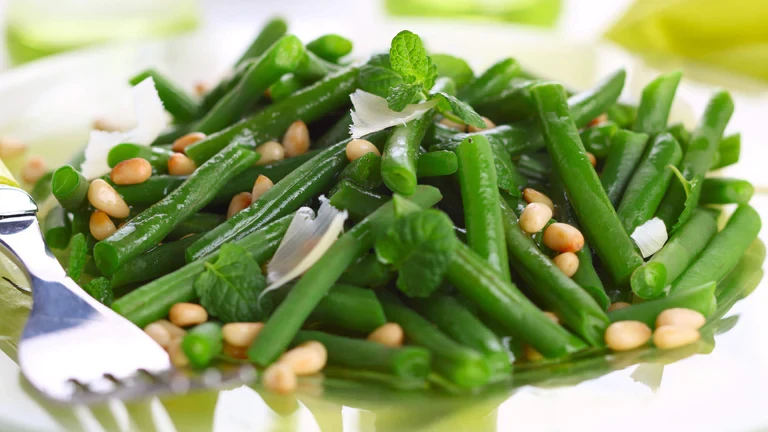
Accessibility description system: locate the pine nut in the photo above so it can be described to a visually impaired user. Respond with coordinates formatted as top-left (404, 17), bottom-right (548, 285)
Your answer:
top-left (543, 311), bottom-right (560, 324)
top-left (87, 179), bottom-right (130, 218)
top-left (345, 139), bottom-right (380, 162)
top-left (223, 343), bottom-right (248, 360)
top-left (168, 153), bottom-right (197, 175)
top-left (263, 363), bottom-right (297, 394)
top-left (588, 114), bottom-right (608, 127)
top-left (279, 341), bottom-right (327, 376)
top-left (222, 322), bottom-right (264, 347)
top-left (90, 210), bottom-right (117, 241)
top-left (167, 338), bottom-right (190, 367)
top-left (251, 175), bottom-right (274, 200)
top-left (652, 325), bottom-right (700, 349)
top-left (144, 322), bottom-right (172, 348)
top-left (21, 156), bottom-right (46, 184)
top-left (543, 222), bottom-right (584, 253)
top-left (587, 152), bottom-right (597, 167)
top-left (227, 192), bottom-right (252, 219)
top-left (282, 120), bottom-right (310, 157)
top-left (172, 132), bottom-right (206, 153)
top-left (168, 303), bottom-right (208, 327)
top-left (524, 345), bottom-right (544, 361)
top-left (92, 118), bottom-right (121, 132)
top-left (153, 319), bottom-right (186, 339)
top-left (522, 188), bottom-right (555, 212)
top-left (439, 118), bottom-right (467, 132)
top-left (656, 308), bottom-right (706, 330)
top-left (553, 252), bottom-right (579, 277)
top-left (607, 301), bottom-right (631, 312)
top-left (110, 158), bottom-right (152, 185)
top-left (194, 81), bottom-right (209, 97)
top-left (468, 116), bottom-right (496, 133)
top-left (255, 141), bottom-right (285, 165)
top-left (0, 137), bottom-right (26, 159)
top-left (367, 323), bottom-right (404, 347)
top-left (519, 203), bottom-right (553, 233)
top-left (604, 321), bottom-right (651, 351)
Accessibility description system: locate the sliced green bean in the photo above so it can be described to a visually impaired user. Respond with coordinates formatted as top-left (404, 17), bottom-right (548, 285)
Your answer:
top-left (294, 330), bottom-right (431, 379)
top-left (248, 186), bottom-right (442, 365)
top-left (472, 79), bottom-right (537, 124)
top-left (600, 130), bottom-right (648, 207)
top-left (314, 112), bottom-right (354, 149)
top-left (235, 17), bottom-right (289, 66)
top-left (110, 235), bottom-right (198, 288)
top-left (381, 111), bottom-right (435, 195)
top-left (329, 180), bottom-right (388, 222)
top-left (580, 121), bottom-right (618, 159)
top-left (458, 58), bottom-right (521, 105)
top-left (457, 135), bottom-right (511, 281)
top-left (339, 152), bottom-right (383, 190)
top-left (608, 282), bottom-right (716, 327)
top-left (30, 171), bottom-right (53, 203)
top-left (306, 34), bottom-right (353, 62)
top-left (51, 165), bottom-right (88, 211)
top-left (711, 240), bottom-right (765, 322)
top-left (129, 69), bottom-right (198, 122)
top-left (633, 71), bottom-right (682, 136)
top-left (666, 122), bottom-right (692, 149)
top-left (630, 209), bottom-right (718, 299)
top-left (531, 82), bottom-right (643, 285)
top-left (306, 284), bottom-right (385, 333)
top-left (107, 143), bottom-right (173, 173)
top-left (165, 213), bottom-right (225, 241)
top-left (446, 242), bottom-right (587, 358)
top-left (94, 144), bottom-right (259, 275)
top-left (566, 69), bottom-right (627, 128)
top-left (182, 322), bottom-right (223, 368)
top-left (655, 91), bottom-right (735, 228)
top-left (267, 74), bottom-right (303, 102)
top-left (338, 253), bottom-right (394, 288)
top-left (378, 292), bottom-right (490, 389)
top-left (617, 132), bottom-right (683, 233)
top-left (711, 133), bottom-right (740, 170)
top-left (671, 205), bottom-right (762, 293)
top-left (700, 178), bottom-right (754, 205)
top-left (43, 205), bottom-right (72, 249)
top-left (111, 214), bottom-right (292, 328)
top-left (417, 151), bottom-right (457, 177)
top-left (606, 103), bottom-right (637, 129)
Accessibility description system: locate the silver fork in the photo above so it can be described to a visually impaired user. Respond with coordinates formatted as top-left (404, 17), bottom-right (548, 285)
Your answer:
top-left (0, 185), bottom-right (256, 404)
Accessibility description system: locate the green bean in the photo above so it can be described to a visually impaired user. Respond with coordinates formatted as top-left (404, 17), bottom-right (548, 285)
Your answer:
top-left (458, 58), bottom-right (521, 105)
top-left (548, 177), bottom-right (611, 310)
top-left (472, 79), bottom-right (537, 124)
top-left (182, 322), bottom-right (223, 368)
top-left (378, 292), bottom-right (490, 389)
top-left (655, 91), bottom-right (735, 228)
top-left (666, 122), bottom-right (692, 149)
top-left (608, 282), bottom-right (716, 327)
top-left (112, 214), bottom-right (292, 327)
top-left (633, 71), bottom-right (682, 136)
top-left (294, 51), bottom-right (341, 82)
top-left (306, 34), bottom-right (353, 62)
top-left (235, 17), bottom-right (289, 66)
top-left (196, 36), bottom-right (305, 134)
top-left (411, 294), bottom-right (510, 376)
top-left (606, 103), bottom-right (637, 129)
top-left (700, 178), bottom-right (754, 205)
top-left (163, 213), bottom-right (224, 241)
top-left (94, 144), bottom-right (259, 275)
top-left (51, 165), bottom-right (88, 211)
top-left (711, 239), bottom-right (765, 322)
top-left (580, 121), bottom-right (618, 159)
top-left (306, 284), bottom-right (386, 333)
top-left (671, 205), bottom-right (762, 293)
top-left (711, 133), bottom-right (740, 170)
top-left (339, 152), bottom-right (383, 190)
top-left (381, 111), bottom-right (435, 195)
top-left (599, 130), bottom-right (648, 207)
top-left (457, 135), bottom-right (511, 281)
top-left (531, 82), bottom-right (643, 285)
top-left (294, 330), bottom-right (431, 379)
top-left (267, 74), bottom-right (303, 102)
top-left (516, 153), bottom-right (550, 182)
top-left (329, 180), bottom-right (388, 222)
top-left (42, 205), bottom-right (72, 249)
top-left (187, 139), bottom-right (351, 261)
top-left (186, 66), bottom-right (358, 165)
top-left (314, 112), bottom-right (354, 149)
top-left (110, 235), bottom-right (198, 288)
top-left (630, 209), bottom-right (718, 299)
top-left (617, 132), bottom-right (683, 233)
top-left (416, 151), bottom-right (457, 177)
top-left (129, 69), bottom-right (198, 122)
top-left (30, 171), bottom-right (53, 202)
top-left (499, 201), bottom-right (609, 346)
top-left (248, 186), bottom-right (442, 365)
top-left (107, 143), bottom-right (173, 173)
top-left (151, 123), bottom-right (192, 146)
top-left (339, 254), bottom-right (394, 289)
top-left (567, 69), bottom-right (627, 128)
top-left (446, 242), bottom-right (587, 358)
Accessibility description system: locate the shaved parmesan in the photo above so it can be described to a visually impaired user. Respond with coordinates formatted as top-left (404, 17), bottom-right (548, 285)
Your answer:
top-left (349, 89), bottom-right (437, 138)
top-left (261, 197), bottom-right (348, 299)
top-left (80, 77), bottom-right (168, 179)
top-left (631, 217), bottom-right (668, 258)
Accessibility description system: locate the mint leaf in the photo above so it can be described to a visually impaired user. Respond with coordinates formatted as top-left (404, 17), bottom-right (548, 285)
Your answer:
top-left (194, 243), bottom-right (270, 323)
top-left (359, 64), bottom-right (403, 98)
top-left (83, 277), bottom-right (113, 306)
top-left (389, 30), bottom-right (430, 84)
top-left (375, 210), bottom-right (456, 298)
top-left (66, 233), bottom-right (87, 282)
top-left (432, 92), bottom-right (485, 128)
top-left (431, 54), bottom-right (473, 88)
top-left (387, 82), bottom-right (423, 112)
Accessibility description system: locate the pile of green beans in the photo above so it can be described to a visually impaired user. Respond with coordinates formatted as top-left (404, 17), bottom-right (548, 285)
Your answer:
top-left (43, 19), bottom-right (761, 395)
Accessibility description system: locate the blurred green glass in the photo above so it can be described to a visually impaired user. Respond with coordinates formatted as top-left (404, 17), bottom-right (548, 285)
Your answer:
top-left (385, 0), bottom-right (562, 26)
top-left (5, 0), bottom-right (201, 64)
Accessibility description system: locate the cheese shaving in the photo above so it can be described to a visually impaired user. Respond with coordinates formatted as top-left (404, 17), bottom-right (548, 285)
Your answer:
top-left (349, 89), bottom-right (438, 138)
top-left (631, 217), bottom-right (668, 258)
